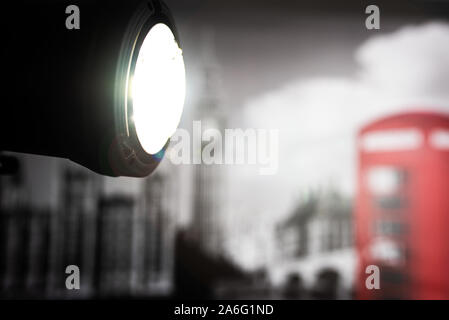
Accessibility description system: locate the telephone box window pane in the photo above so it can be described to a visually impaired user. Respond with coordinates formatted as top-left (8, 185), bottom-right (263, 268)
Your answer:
top-left (366, 167), bottom-right (407, 195)
top-left (369, 238), bottom-right (406, 265)
top-left (374, 221), bottom-right (406, 236)
top-left (381, 268), bottom-right (407, 285)
top-left (430, 129), bottom-right (449, 150)
top-left (361, 129), bottom-right (423, 152)
top-left (374, 196), bottom-right (406, 210)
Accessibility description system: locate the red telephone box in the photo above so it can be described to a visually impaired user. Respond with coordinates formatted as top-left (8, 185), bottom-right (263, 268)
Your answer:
top-left (355, 111), bottom-right (449, 299)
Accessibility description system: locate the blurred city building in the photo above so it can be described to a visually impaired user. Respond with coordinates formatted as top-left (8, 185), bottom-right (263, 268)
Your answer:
top-left (95, 195), bottom-right (134, 296)
top-left (0, 168), bottom-right (46, 298)
top-left (274, 189), bottom-right (355, 299)
top-left (51, 167), bottom-right (101, 297)
top-left (188, 29), bottom-right (227, 257)
top-left (0, 155), bottom-right (179, 299)
top-left (132, 168), bottom-right (177, 296)
top-left (170, 29), bottom-right (251, 299)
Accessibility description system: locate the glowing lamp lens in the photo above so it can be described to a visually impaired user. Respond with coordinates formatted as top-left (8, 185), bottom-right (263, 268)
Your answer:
top-left (131, 23), bottom-right (186, 155)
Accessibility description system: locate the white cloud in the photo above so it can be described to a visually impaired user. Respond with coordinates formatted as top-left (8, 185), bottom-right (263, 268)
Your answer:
top-left (356, 22), bottom-right (449, 98)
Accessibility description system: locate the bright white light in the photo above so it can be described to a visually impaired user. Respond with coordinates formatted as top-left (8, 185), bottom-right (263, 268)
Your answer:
top-left (131, 23), bottom-right (186, 155)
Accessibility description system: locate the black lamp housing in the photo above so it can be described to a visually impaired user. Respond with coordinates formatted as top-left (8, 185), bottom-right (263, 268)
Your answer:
top-left (0, 0), bottom-right (182, 177)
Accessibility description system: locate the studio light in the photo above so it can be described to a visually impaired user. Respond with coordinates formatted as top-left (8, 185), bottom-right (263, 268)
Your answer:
top-left (0, 0), bottom-right (185, 177)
